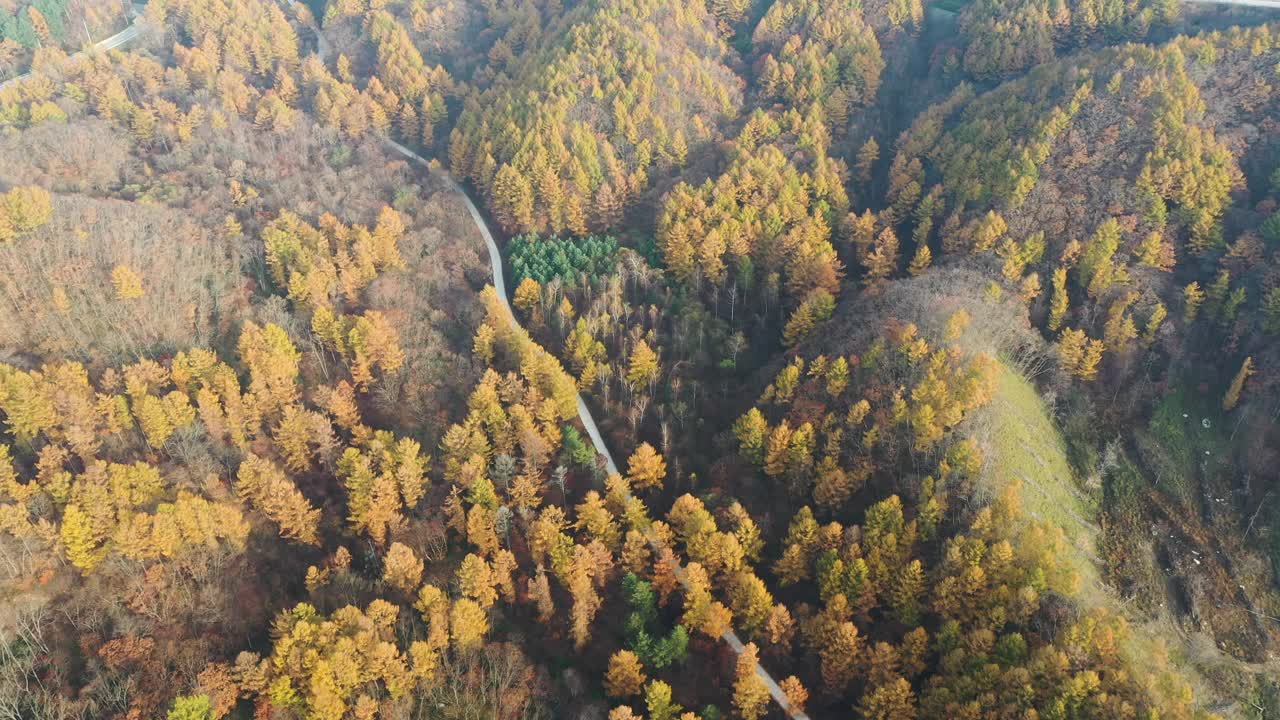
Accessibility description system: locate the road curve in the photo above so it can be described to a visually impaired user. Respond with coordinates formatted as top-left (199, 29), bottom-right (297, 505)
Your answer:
top-left (1, 15), bottom-right (808, 718)
top-left (0, 7), bottom-right (144, 90)
top-left (383, 139), bottom-right (809, 720)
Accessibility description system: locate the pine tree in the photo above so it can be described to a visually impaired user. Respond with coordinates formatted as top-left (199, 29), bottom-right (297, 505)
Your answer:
top-left (820, 621), bottom-right (863, 691)
top-left (1143, 303), bottom-right (1167, 345)
top-left (521, 565), bottom-right (552, 620)
top-left (348, 311), bottom-right (405, 388)
top-left (891, 559), bottom-right (925, 625)
top-left (1222, 357), bottom-right (1253, 411)
top-left (1058, 328), bottom-right (1104, 381)
top-left (1048, 266), bottom-right (1069, 331)
top-left (1262, 288), bottom-right (1280, 334)
top-left (780, 675), bottom-right (808, 715)
top-left (971, 211), bottom-right (1007, 253)
top-left (1183, 281), bottom-right (1204, 323)
top-left (605, 650), bottom-right (647, 698)
top-left (235, 454), bottom-right (320, 544)
top-left (60, 504), bottom-right (104, 572)
top-left (626, 341), bottom-right (660, 392)
top-left (863, 227), bottom-right (899, 283)
top-left (733, 408), bottom-right (768, 464)
top-left (644, 680), bottom-right (682, 720)
top-left (0, 186), bottom-right (52, 240)
top-left (625, 443), bottom-right (667, 492)
top-left (729, 572), bottom-right (774, 632)
top-left (449, 598), bottom-right (489, 652)
top-left (112, 265), bottom-right (145, 300)
top-left (764, 603), bottom-right (796, 649)
top-left (907, 244), bottom-right (932, 276)
top-left (858, 676), bottom-right (917, 720)
top-left (514, 277), bottom-right (542, 317)
top-left (1080, 220), bottom-right (1124, 298)
top-left (458, 552), bottom-right (498, 608)
top-left (492, 164), bottom-right (535, 232)
top-left (763, 421), bottom-right (794, 477)
top-left (855, 137), bottom-right (880, 181)
top-left (383, 542), bottom-right (424, 594)
top-left (732, 643), bottom-right (769, 720)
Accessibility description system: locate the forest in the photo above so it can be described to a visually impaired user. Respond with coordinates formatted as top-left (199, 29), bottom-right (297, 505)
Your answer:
top-left (0, 0), bottom-right (1278, 718)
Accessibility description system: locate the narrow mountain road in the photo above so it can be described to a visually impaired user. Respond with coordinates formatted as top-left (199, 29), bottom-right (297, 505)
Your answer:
top-left (383, 140), bottom-right (811, 720)
top-left (0, 6), bottom-right (144, 91)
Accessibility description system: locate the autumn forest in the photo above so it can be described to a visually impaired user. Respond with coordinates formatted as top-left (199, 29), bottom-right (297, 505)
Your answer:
top-left (1, 0), bottom-right (1280, 718)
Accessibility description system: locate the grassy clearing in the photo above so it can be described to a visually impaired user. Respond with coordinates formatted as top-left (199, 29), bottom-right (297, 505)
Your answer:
top-left (970, 364), bottom-right (1098, 565)
top-left (965, 362), bottom-right (1227, 714)
top-left (1138, 389), bottom-right (1232, 511)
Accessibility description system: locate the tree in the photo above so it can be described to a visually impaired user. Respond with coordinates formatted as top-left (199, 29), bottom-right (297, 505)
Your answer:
top-left (529, 566), bottom-right (555, 622)
top-left (1222, 357), bottom-right (1253, 411)
top-left (856, 137), bottom-right (880, 180)
top-left (626, 340), bottom-right (660, 391)
top-left (112, 265), bottom-right (145, 300)
top-left (733, 643), bottom-right (769, 720)
top-left (348, 311), bottom-right (405, 388)
top-left (1137, 231), bottom-right (1174, 271)
top-left (907, 244), bottom-right (932, 276)
top-left (733, 408), bottom-right (768, 463)
top-left (383, 542), bottom-right (424, 594)
top-left (1058, 328), bottom-right (1104, 381)
top-left (891, 559), bottom-right (925, 625)
top-left (514, 277), bottom-right (542, 317)
top-left (728, 572), bottom-right (774, 632)
top-left (1079, 219), bottom-right (1122, 299)
top-left (167, 695), bottom-right (213, 720)
top-left (859, 676), bottom-right (917, 720)
top-left (971, 211), bottom-right (1007, 253)
top-left (60, 503), bottom-right (104, 572)
top-left (820, 621), bottom-right (862, 691)
top-left (235, 454), bottom-right (320, 544)
top-left (780, 675), bottom-right (808, 714)
top-left (645, 680), bottom-right (682, 720)
top-left (1183, 282), bottom-right (1204, 323)
top-left (457, 553), bottom-right (498, 608)
top-left (1143, 303), bottom-right (1167, 345)
top-left (783, 289), bottom-right (836, 346)
top-left (1048, 266), bottom-right (1069, 331)
top-left (763, 421), bottom-right (794, 477)
top-left (576, 491), bottom-right (622, 549)
top-left (605, 650), bottom-right (647, 698)
top-left (863, 227), bottom-right (899, 283)
top-left (0, 186), bottom-right (52, 241)
top-left (764, 603), bottom-right (796, 650)
top-left (491, 164), bottom-right (535, 232)
top-left (1263, 288), bottom-right (1280, 334)
top-left (626, 442), bottom-right (666, 491)
top-left (450, 598), bottom-right (489, 651)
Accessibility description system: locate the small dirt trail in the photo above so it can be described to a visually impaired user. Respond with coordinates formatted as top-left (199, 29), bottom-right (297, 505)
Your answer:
top-left (383, 138), bottom-right (812, 720)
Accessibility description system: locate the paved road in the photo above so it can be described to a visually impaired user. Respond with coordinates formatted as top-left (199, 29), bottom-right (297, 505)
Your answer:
top-left (0, 6), bottom-right (144, 91)
top-left (383, 139), bottom-right (810, 720)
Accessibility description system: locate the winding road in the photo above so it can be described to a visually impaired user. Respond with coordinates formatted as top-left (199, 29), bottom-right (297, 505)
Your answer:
top-left (0, 5), bottom-right (145, 91)
top-left (383, 139), bottom-right (810, 719)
